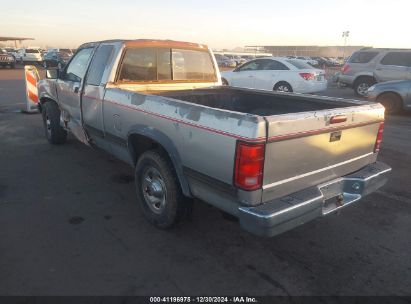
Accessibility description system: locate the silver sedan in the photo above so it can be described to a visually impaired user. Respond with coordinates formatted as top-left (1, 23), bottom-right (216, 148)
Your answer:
top-left (367, 80), bottom-right (411, 114)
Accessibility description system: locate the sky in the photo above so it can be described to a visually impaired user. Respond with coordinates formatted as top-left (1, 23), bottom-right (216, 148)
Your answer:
top-left (0, 0), bottom-right (409, 49)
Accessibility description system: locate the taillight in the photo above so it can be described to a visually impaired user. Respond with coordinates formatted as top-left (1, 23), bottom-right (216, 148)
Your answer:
top-left (299, 73), bottom-right (315, 81)
top-left (342, 64), bottom-right (351, 74)
top-left (234, 142), bottom-right (265, 191)
top-left (374, 122), bottom-right (385, 153)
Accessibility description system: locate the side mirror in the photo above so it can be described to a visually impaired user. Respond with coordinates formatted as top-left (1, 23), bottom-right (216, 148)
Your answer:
top-left (46, 68), bottom-right (59, 79)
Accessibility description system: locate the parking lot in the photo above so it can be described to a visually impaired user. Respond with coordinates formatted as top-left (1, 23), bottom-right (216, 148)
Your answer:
top-left (0, 67), bottom-right (410, 296)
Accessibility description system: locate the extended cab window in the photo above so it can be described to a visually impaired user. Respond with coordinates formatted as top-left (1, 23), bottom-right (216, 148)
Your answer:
top-left (348, 51), bottom-right (378, 63)
top-left (380, 52), bottom-right (411, 67)
top-left (118, 47), bottom-right (215, 82)
top-left (86, 45), bottom-right (115, 86)
top-left (64, 48), bottom-right (93, 82)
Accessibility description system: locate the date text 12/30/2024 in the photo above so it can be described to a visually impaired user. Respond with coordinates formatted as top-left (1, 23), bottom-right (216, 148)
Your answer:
top-left (150, 297), bottom-right (258, 303)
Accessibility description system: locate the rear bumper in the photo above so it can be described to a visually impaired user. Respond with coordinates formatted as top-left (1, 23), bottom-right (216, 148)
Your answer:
top-left (239, 161), bottom-right (391, 237)
top-left (338, 74), bottom-right (355, 86)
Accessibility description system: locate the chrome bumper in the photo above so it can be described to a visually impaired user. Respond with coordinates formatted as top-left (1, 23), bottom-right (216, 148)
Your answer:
top-left (239, 162), bottom-right (391, 237)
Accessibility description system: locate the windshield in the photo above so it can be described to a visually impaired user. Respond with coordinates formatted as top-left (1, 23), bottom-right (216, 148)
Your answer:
top-left (286, 59), bottom-right (313, 69)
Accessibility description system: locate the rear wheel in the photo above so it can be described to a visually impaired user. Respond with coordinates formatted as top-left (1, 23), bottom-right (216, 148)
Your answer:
top-left (135, 150), bottom-right (192, 229)
top-left (376, 92), bottom-right (403, 115)
top-left (354, 77), bottom-right (375, 97)
top-left (42, 102), bottom-right (67, 144)
top-left (274, 82), bottom-right (293, 93)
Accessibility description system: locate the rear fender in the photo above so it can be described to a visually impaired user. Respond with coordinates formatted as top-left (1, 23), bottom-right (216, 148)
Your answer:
top-left (127, 125), bottom-right (192, 198)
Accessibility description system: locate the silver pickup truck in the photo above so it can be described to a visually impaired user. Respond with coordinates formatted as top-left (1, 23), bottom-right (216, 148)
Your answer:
top-left (37, 39), bottom-right (391, 237)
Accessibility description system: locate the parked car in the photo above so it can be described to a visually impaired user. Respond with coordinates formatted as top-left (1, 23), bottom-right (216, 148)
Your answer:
top-left (4, 48), bottom-right (17, 58)
top-left (367, 80), bottom-right (411, 114)
top-left (214, 54), bottom-right (237, 68)
top-left (16, 48), bottom-right (43, 65)
top-left (296, 56), bottom-right (318, 66)
top-left (47, 48), bottom-right (74, 56)
top-left (221, 57), bottom-right (327, 93)
top-left (224, 54), bottom-right (247, 66)
top-left (339, 48), bottom-right (411, 96)
top-left (241, 55), bottom-right (254, 62)
top-left (0, 48), bottom-right (16, 68)
top-left (37, 39), bottom-right (390, 237)
top-left (43, 50), bottom-right (72, 69)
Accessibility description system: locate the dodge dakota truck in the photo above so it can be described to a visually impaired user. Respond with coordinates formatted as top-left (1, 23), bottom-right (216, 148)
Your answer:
top-left (37, 39), bottom-right (391, 237)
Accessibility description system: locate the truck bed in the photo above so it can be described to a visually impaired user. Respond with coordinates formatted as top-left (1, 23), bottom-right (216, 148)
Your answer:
top-left (158, 87), bottom-right (356, 116)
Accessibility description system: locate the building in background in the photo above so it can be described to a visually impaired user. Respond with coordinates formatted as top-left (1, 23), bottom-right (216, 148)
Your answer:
top-left (0, 37), bottom-right (34, 48)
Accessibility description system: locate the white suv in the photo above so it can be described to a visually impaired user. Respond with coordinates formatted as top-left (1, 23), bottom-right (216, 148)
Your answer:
top-left (17, 48), bottom-right (43, 65)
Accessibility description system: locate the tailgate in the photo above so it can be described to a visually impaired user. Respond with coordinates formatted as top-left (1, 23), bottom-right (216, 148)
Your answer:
top-left (262, 103), bottom-right (385, 202)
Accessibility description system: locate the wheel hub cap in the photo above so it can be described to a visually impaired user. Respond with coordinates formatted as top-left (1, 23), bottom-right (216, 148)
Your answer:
top-left (142, 167), bottom-right (166, 214)
top-left (358, 83), bottom-right (369, 96)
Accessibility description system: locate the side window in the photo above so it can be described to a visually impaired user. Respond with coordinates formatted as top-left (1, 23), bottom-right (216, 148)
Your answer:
top-left (237, 60), bottom-right (260, 72)
top-left (348, 51), bottom-right (378, 64)
top-left (64, 48), bottom-right (93, 82)
top-left (157, 48), bottom-right (172, 80)
top-left (118, 48), bottom-right (157, 81)
top-left (380, 52), bottom-right (411, 67)
top-left (261, 60), bottom-right (289, 70)
top-left (86, 45), bottom-right (115, 86)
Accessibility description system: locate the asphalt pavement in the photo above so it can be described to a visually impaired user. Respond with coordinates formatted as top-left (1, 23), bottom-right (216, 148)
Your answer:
top-left (0, 67), bottom-right (410, 296)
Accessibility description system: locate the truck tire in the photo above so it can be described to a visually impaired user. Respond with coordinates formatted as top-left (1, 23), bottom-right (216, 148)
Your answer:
top-left (135, 150), bottom-right (192, 229)
top-left (354, 77), bottom-right (375, 97)
top-left (376, 92), bottom-right (403, 115)
top-left (42, 102), bottom-right (67, 144)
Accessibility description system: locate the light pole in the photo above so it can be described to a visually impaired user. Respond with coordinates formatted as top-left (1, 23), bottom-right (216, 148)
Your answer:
top-left (342, 31), bottom-right (350, 60)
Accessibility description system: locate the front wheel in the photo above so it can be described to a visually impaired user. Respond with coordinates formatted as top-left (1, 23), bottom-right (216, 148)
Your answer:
top-left (42, 102), bottom-right (67, 144)
top-left (135, 150), bottom-right (192, 229)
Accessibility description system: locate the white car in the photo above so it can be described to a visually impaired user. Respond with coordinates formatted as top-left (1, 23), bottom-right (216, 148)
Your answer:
top-left (17, 48), bottom-right (43, 64)
top-left (221, 57), bottom-right (327, 94)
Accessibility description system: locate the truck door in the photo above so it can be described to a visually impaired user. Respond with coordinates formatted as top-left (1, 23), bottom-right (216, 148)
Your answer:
top-left (82, 44), bottom-right (116, 138)
top-left (230, 60), bottom-right (259, 88)
top-left (374, 52), bottom-right (410, 82)
top-left (56, 47), bottom-right (94, 142)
